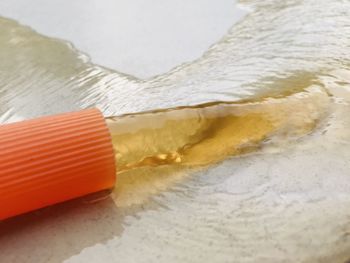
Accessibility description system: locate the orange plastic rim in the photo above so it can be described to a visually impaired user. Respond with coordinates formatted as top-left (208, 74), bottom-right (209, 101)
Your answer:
top-left (0, 108), bottom-right (116, 220)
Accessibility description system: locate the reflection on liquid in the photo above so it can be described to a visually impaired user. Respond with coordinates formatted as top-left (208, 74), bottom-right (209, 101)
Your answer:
top-left (1, 0), bottom-right (350, 262)
top-left (109, 84), bottom-right (331, 209)
top-left (108, 86), bottom-right (329, 171)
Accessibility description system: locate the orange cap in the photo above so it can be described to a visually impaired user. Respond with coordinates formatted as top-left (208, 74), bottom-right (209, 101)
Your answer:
top-left (0, 109), bottom-right (116, 220)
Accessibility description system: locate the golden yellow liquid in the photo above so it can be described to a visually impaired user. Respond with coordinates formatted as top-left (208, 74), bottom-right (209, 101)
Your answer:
top-left (106, 85), bottom-right (330, 173)
top-left (107, 85), bottom-right (331, 208)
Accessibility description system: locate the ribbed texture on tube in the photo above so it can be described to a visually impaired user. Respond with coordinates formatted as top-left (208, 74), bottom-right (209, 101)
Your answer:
top-left (0, 108), bottom-right (116, 220)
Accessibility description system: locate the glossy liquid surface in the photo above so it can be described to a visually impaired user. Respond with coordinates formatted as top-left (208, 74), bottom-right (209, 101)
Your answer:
top-left (107, 86), bottom-right (329, 172)
top-left (1, 0), bottom-right (350, 262)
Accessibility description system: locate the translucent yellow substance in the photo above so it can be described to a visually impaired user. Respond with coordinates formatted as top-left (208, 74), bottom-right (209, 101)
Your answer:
top-left (106, 85), bottom-right (332, 209)
top-left (107, 86), bottom-right (330, 173)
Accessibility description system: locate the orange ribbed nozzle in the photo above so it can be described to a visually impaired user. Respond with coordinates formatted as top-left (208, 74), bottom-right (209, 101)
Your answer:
top-left (0, 108), bottom-right (116, 220)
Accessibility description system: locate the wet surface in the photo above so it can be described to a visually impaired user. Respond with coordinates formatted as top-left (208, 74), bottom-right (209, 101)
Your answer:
top-left (1, 0), bottom-right (350, 262)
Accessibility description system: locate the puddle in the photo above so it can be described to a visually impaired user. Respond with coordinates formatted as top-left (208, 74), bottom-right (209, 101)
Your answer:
top-left (1, 0), bottom-right (350, 262)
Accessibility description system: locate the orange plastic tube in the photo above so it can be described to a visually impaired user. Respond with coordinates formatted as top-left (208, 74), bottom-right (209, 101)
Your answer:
top-left (0, 109), bottom-right (116, 220)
